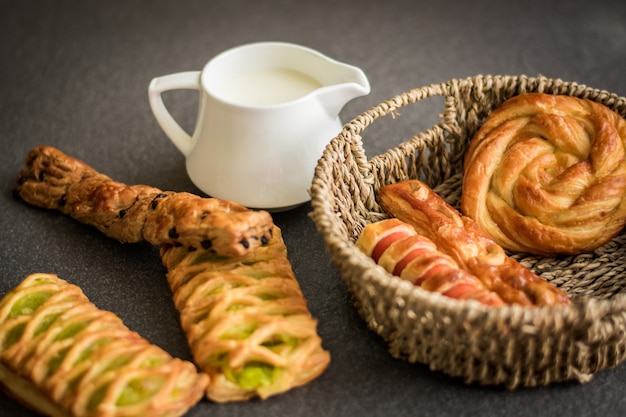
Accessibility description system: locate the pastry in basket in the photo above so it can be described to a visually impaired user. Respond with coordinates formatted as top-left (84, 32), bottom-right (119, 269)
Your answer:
top-left (0, 273), bottom-right (208, 417)
top-left (356, 218), bottom-right (504, 306)
top-left (160, 225), bottom-right (330, 402)
top-left (461, 93), bottom-right (626, 256)
top-left (16, 146), bottom-right (273, 257)
top-left (377, 180), bottom-right (571, 306)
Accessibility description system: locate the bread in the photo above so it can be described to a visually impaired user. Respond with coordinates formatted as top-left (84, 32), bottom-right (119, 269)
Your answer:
top-left (16, 146), bottom-right (274, 257)
top-left (461, 93), bottom-right (626, 255)
top-left (160, 225), bottom-right (330, 402)
top-left (16, 146), bottom-right (330, 402)
top-left (377, 180), bottom-right (571, 306)
top-left (356, 219), bottom-right (504, 306)
top-left (0, 273), bottom-right (208, 417)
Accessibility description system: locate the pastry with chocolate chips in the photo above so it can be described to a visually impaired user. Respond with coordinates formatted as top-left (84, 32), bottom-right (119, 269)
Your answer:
top-left (16, 146), bottom-right (274, 256)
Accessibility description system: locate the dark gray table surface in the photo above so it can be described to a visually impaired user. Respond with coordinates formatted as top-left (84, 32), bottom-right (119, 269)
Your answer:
top-left (2, 0), bottom-right (625, 416)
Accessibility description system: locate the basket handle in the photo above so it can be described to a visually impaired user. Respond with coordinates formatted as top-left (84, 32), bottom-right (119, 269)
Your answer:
top-left (342, 82), bottom-right (453, 141)
top-left (339, 81), bottom-right (466, 192)
top-left (579, 295), bottom-right (626, 345)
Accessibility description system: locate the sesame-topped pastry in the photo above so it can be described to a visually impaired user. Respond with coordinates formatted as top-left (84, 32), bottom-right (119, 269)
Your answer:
top-left (0, 273), bottom-right (208, 417)
top-left (160, 225), bottom-right (331, 402)
top-left (16, 146), bottom-right (274, 256)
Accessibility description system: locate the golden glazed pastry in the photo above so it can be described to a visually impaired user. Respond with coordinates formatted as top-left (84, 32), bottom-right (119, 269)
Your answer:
top-left (0, 273), bottom-right (208, 417)
top-left (461, 93), bottom-right (626, 255)
top-left (378, 180), bottom-right (571, 306)
top-left (16, 146), bottom-right (274, 257)
top-left (356, 219), bottom-right (504, 306)
top-left (160, 225), bottom-right (330, 402)
top-left (16, 146), bottom-right (329, 402)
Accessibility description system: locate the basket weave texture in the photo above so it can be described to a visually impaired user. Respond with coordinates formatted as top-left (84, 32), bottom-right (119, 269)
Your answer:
top-left (309, 74), bottom-right (626, 388)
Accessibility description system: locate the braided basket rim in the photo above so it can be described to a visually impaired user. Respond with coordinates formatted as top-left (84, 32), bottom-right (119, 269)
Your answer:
top-left (309, 74), bottom-right (626, 389)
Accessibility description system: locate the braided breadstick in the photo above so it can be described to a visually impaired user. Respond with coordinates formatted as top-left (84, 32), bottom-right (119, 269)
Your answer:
top-left (160, 225), bottom-right (330, 402)
top-left (356, 218), bottom-right (504, 306)
top-left (378, 180), bottom-right (571, 306)
top-left (461, 93), bottom-right (626, 255)
top-left (16, 146), bottom-right (274, 257)
top-left (0, 273), bottom-right (208, 417)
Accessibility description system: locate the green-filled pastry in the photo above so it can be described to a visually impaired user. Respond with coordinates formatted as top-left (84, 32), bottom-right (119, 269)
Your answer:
top-left (14, 147), bottom-right (330, 403)
top-left (0, 273), bottom-right (208, 417)
top-left (161, 225), bottom-right (331, 402)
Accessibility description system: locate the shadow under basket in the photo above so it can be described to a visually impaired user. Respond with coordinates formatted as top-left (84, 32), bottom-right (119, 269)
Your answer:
top-left (309, 74), bottom-right (626, 389)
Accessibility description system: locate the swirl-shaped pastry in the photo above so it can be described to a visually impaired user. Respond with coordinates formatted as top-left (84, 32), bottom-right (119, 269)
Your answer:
top-left (0, 273), bottom-right (208, 417)
top-left (461, 93), bottom-right (626, 255)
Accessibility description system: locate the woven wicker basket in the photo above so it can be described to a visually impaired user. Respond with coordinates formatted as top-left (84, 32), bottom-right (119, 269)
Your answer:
top-left (309, 74), bottom-right (626, 388)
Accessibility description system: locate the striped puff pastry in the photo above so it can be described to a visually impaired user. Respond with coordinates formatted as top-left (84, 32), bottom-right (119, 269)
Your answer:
top-left (356, 218), bottom-right (504, 306)
top-left (376, 180), bottom-right (571, 306)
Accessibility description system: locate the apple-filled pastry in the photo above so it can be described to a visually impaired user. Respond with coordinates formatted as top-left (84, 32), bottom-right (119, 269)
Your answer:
top-left (376, 180), bottom-right (571, 306)
top-left (356, 218), bottom-right (505, 306)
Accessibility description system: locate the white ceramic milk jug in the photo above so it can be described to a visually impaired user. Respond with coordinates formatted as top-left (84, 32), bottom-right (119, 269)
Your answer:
top-left (148, 41), bottom-right (370, 211)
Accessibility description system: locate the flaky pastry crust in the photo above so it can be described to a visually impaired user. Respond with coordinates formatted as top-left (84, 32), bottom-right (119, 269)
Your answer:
top-left (378, 180), bottom-right (571, 306)
top-left (16, 146), bottom-right (274, 257)
top-left (15, 146), bottom-right (329, 403)
top-left (160, 226), bottom-right (330, 402)
top-left (356, 219), bottom-right (504, 306)
top-left (0, 273), bottom-right (208, 417)
top-left (461, 93), bottom-right (626, 255)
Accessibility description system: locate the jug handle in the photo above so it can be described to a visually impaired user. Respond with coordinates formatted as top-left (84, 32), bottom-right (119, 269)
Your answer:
top-left (148, 71), bottom-right (201, 156)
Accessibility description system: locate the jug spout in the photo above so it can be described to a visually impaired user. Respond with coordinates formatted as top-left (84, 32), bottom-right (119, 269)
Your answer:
top-left (315, 62), bottom-right (370, 116)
